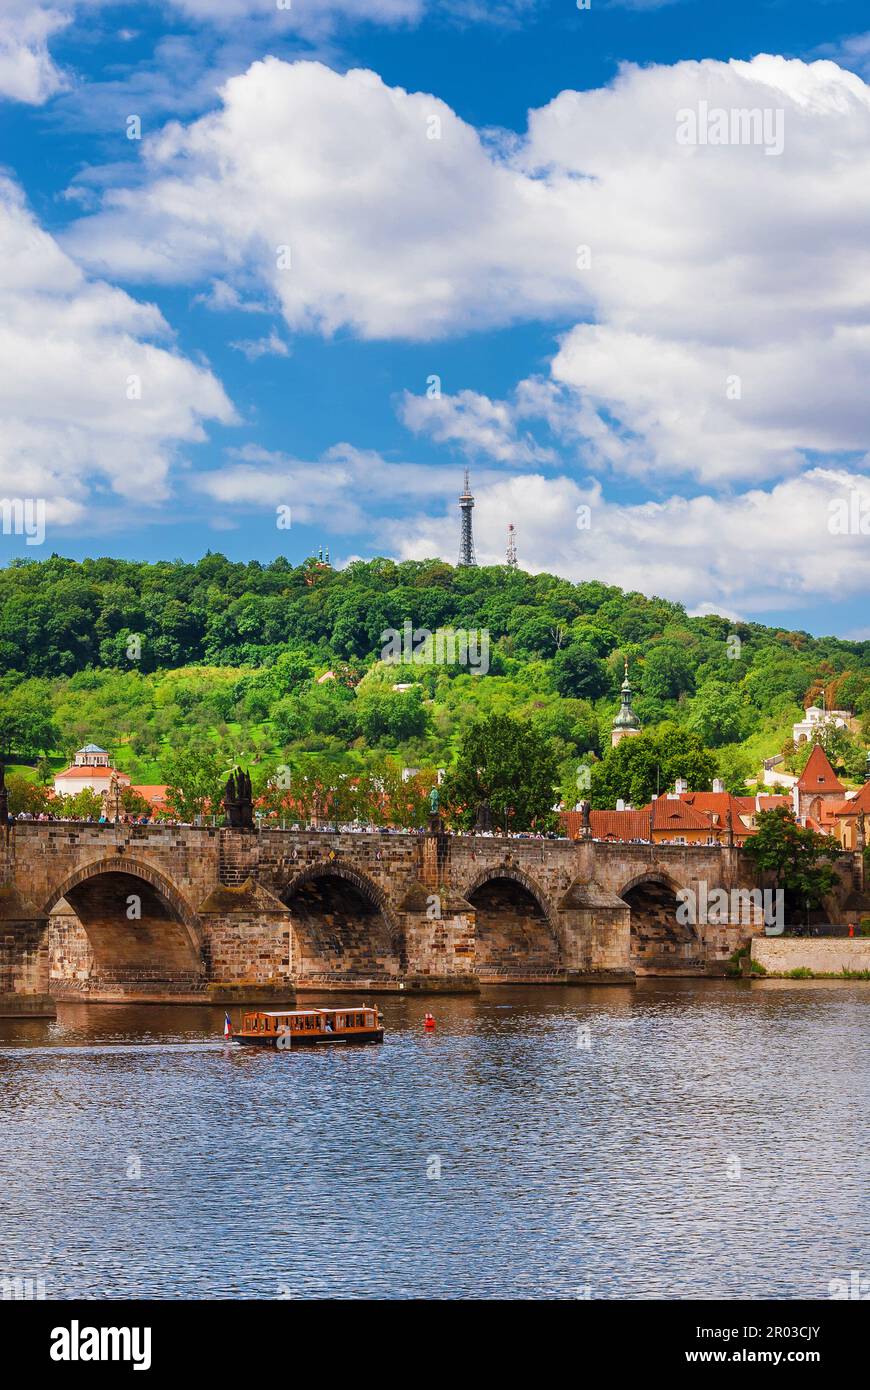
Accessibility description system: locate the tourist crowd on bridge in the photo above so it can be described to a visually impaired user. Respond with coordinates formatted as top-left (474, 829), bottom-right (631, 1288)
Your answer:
top-left (7, 808), bottom-right (578, 839)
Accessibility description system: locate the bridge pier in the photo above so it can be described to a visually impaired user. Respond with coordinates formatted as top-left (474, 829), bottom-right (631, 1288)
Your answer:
top-left (396, 881), bottom-right (479, 994)
top-left (0, 878), bottom-right (56, 1016)
top-left (198, 880), bottom-right (295, 1004)
top-left (555, 880), bottom-right (634, 983)
top-left (1, 823), bottom-right (848, 1009)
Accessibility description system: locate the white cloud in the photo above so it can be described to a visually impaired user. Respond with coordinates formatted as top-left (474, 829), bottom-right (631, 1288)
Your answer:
top-left (229, 329), bottom-right (289, 360)
top-left (0, 2), bottom-right (71, 104)
top-left (193, 444), bottom-right (870, 619)
top-left (167, 0), bottom-right (422, 22)
top-left (0, 176), bottom-right (234, 528)
top-left (399, 388), bottom-right (554, 464)
top-left (519, 56), bottom-right (870, 485)
top-left (0, 0), bottom-right (427, 107)
top-left (194, 442), bottom-right (496, 535)
top-left (816, 32), bottom-right (870, 81)
top-left (386, 467), bottom-right (870, 618)
top-left (64, 58), bottom-right (591, 337)
top-left (63, 54), bottom-right (870, 489)
top-left (194, 280), bottom-right (271, 314)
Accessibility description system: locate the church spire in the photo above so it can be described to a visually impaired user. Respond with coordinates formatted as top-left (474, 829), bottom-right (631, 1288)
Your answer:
top-left (612, 657), bottom-right (641, 747)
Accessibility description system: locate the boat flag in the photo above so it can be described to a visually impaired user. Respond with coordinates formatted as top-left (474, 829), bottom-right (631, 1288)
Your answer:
top-left (224, 1012), bottom-right (232, 1038)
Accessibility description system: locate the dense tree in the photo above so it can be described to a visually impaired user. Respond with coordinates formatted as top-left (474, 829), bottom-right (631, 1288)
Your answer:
top-left (121, 787), bottom-right (154, 818)
top-left (0, 553), bottom-right (868, 824)
top-left (55, 789), bottom-right (104, 820)
top-left (163, 747), bottom-right (230, 822)
top-left (442, 713), bottom-right (558, 832)
top-left (715, 746), bottom-right (755, 795)
top-left (642, 644), bottom-right (696, 701)
top-left (687, 680), bottom-right (746, 747)
top-left (590, 727), bottom-right (717, 809)
top-left (551, 642), bottom-right (610, 700)
top-left (0, 687), bottom-right (59, 757)
top-left (745, 807), bottom-right (842, 919)
top-left (5, 774), bottom-right (53, 817)
top-left (355, 687), bottom-right (429, 745)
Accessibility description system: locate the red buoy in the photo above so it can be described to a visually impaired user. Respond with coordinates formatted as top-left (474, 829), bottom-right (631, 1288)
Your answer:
top-left (424, 1012), bottom-right (436, 1031)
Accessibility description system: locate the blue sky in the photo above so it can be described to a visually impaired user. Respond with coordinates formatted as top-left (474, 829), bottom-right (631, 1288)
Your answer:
top-left (1, 0), bottom-right (870, 638)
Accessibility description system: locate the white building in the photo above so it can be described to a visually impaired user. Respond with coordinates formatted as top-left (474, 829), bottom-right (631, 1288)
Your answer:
top-left (792, 706), bottom-right (851, 746)
top-left (53, 745), bottom-right (130, 798)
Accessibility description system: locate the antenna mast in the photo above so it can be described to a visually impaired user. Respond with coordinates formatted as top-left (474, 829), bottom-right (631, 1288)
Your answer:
top-left (458, 469), bottom-right (476, 567)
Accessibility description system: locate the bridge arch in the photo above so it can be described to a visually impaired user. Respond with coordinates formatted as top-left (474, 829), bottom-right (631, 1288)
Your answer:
top-left (280, 861), bottom-right (403, 981)
top-left (464, 865), bottom-right (562, 977)
top-left (618, 868), bottom-right (686, 900)
top-left (617, 870), bottom-right (700, 970)
top-left (42, 857), bottom-right (204, 998)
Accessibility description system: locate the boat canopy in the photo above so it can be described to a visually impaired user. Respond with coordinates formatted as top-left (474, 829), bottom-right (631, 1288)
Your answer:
top-left (260, 1008), bottom-right (371, 1018)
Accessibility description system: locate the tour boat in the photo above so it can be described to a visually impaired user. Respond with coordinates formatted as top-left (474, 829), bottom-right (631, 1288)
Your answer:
top-left (233, 1006), bottom-right (384, 1049)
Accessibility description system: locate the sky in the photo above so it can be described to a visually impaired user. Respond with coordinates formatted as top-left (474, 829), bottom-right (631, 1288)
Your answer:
top-left (1, 0), bottom-right (870, 639)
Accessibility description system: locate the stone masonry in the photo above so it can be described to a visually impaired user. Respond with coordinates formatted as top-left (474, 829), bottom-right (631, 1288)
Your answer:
top-left (0, 822), bottom-right (859, 1015)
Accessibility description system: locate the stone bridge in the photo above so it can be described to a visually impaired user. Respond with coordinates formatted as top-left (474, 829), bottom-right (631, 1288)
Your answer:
top-left (0, 823), bottom-right (859, 1014)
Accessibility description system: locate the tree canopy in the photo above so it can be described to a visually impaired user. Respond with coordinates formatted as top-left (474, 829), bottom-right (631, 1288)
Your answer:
top-left (0, 553), bottom-right (868, 825)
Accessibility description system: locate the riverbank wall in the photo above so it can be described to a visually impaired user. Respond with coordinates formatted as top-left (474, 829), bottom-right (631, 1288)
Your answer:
top-left (751, 937), bottom-right (870, 976)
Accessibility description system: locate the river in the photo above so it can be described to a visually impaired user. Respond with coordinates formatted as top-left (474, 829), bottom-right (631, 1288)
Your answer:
top-left (1, 980), bottom-right (867, 1299)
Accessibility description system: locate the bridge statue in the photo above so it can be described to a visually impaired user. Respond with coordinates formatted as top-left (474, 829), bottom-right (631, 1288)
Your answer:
top-left (473, 800), bottom-right (493, 833)
top-left (101, 771), bottom-right (122, 824)
top-left (224, 768), bottom-right (255, 831)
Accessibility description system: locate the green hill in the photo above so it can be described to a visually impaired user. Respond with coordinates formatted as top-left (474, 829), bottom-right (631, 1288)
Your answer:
top-left (1, 553), bottom-right (868, 806)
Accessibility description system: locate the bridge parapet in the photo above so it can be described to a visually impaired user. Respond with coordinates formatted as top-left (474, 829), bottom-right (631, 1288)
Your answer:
top-left (0, 822), bottom-right (859, 1013)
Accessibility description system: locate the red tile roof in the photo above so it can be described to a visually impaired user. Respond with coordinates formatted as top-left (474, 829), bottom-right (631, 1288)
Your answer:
top-left (564, 787), bottom-right (798, 843)
top-left (590, 809), bottom-right (651, 841)
top-left (682, 791), bottom-right (742, 822)
top-left (834, 781), bottom-right (870, 816)
top-left (131, 785), bottom-right (169, 806)
top-left (649, 797), bottom-right (712, 831)
top-left (562, 809), bottom-right (651, 841)
top-left (54, 766), bottom-right (130, 783)
top-left (797, 745), bottom-right (845, 793)
top-left (814, 801), bottom-right (846, 830)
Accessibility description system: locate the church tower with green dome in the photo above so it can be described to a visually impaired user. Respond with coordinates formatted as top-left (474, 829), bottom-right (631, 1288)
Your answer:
top-left (611, 659), bottom-right (642, 748)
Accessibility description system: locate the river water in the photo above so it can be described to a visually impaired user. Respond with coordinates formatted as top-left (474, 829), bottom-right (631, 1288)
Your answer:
top-left (1, 980), bottom-right (867, 1300)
